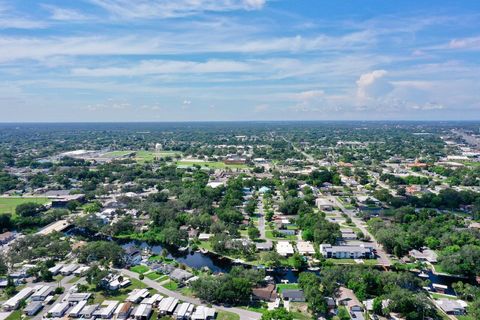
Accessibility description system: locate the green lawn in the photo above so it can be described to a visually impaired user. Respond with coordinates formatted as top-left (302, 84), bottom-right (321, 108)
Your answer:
top-left (130, 265), bottom-right (150, 274)
top-left (0, 197), bottom-right (50, 215)
top-left (198, 241), bottom-right (213, 251)
top-left (276, 283), bottom-right (300, 292)
top-left (145, 272), bottom-right (163, 280)
top-left (265, 230), bottom-right (297, 240)
top-left (5, 310), bottom-right (22, 320)
top-left (430, 293), bottom-right (458, 300)
top-left (217, 310), bottom-right (240, 320)
top-left (176, 161), bottom-right (248, 169)
top-left (326, 258), bottom-right (378, 266)
top-left (156, 275), bottom-right (169, 282)
top-left (162, 280), bottom-right (178, 291)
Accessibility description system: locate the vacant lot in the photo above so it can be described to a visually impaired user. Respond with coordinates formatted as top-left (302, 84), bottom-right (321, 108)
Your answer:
top-left (0, 197), bottom-right (50, 215)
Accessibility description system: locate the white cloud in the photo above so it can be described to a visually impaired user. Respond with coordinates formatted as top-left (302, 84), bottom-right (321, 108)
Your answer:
top-left (356, 70), bottom-right (392, 103)
top-left (42, 5), bottom-right (90, 21)
top-left (0, 4), bottom-right (47, 29)
top-left (72, 59), bottom-right (252, 76)
top-left (254, 104), bottom-right (269, 112)
top-left (89, 0), bottom-right (267, 19)
top-left (448, 36), bottom-right (480, 50)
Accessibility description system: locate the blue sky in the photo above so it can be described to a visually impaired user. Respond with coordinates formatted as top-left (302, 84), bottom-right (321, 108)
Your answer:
top-left (0, 0), bottom-right (479, 121)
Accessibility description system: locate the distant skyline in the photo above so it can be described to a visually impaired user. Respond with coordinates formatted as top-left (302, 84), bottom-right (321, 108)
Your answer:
top-left (0, 0), bottom-right (479, 122)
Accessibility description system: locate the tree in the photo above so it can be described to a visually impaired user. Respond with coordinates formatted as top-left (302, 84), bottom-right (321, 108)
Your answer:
top-left (259, 251), bottom-right (280, 268)
top-left (261, 308), bottom-right (293, 320)
top-left (291, 253), bottom-right (306, 270)
top-left (248, 226), bottom-right (260, 240)
top-left (439, 245), bottom-right (480, 277)
top-left (77, 241), bottom-right (125, 267)
top-left (15, 202), bottom-right (45, 217)
top-left (372, 297), bottom-right (384, 315)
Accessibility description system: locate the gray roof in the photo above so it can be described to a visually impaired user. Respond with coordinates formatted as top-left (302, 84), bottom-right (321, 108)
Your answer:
top-left (282, 289), bottom-right (305, 301)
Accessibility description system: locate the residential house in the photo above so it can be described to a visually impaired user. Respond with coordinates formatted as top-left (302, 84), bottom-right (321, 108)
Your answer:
top-left (23, 301), bottom-right (43, 316)
top-left (191, 306), bottom-right (216, 320)
top-left (408, 248), bottom-right (438, 263)
top-left (48, 301), bottom-right (70, 317)
top-left (436, 299), bottom-right (467, 315)
top-left (3, 287), bottom-right (34, 311)
top-left (316, 198), bottom-right (333, 211)
top-left (132, 304), bottom-right (152, 320)
top-left (158, 297), bottom-right (179, 316)
top-left (252, 284), bottom-right (277, 302)
top-left (296, 241), bottom-right (315, 256)
top-left (282, 289), bottom-right (305, 302)
top-left (68, 300), bottom-right (88, 318)
top-left (124, 246), bottom-right (142, 266)
top-left (169, 269), bottom-right (194, 283)
top-left (174, 302), bottom-right (194, 320)
top-left (276, 241), bottom-right (294, 257)
top-left (337, 287), bottom-right (364, 313)
top-left (93, 300), bottom-right (119, 319)
top-left (127, 289), bottom-right (149, 303)
top-left (116, 302), bottom-right (133, 319)
top-left (31, 285), bottom-right (54, 301)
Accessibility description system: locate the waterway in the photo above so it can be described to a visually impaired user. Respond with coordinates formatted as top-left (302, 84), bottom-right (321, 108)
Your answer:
top-left (66, 227), bottom-right (475, 290)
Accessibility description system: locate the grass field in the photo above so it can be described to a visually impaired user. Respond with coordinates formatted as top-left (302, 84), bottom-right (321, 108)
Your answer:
top-left (176, 161), bottom-right (249, 169)
top-left (103, 150), bottom-right (182, 162)
top-left (0, 197), bottom-right (50, 215)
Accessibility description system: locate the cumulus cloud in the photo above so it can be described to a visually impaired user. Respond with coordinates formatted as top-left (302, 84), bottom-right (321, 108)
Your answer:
top-left (356, 70), bottom-right (393, 103)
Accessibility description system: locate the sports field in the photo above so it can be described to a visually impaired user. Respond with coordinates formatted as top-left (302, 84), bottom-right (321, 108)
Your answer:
top-left (103, 150), bottom-right (182, 162)
top-left (0, 197), bottom-right (50, 215)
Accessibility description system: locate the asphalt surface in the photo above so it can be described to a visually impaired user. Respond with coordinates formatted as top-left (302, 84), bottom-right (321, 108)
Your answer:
top-left (257, 196), bottom-right (272, 247)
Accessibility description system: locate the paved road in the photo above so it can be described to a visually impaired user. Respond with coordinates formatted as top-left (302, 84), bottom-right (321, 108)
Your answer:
top-left (257, 196), bottom-right (272, 247)
top-left (280, 136), bottom-right (315, 162)
top-left (120, 269), bottom-right (262, 320)
top-left (328, 196), bottom-right (392, 267)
